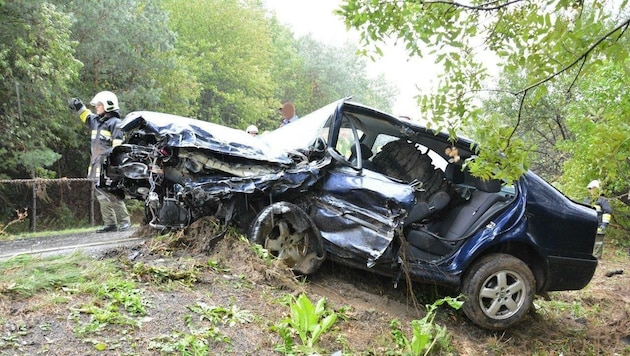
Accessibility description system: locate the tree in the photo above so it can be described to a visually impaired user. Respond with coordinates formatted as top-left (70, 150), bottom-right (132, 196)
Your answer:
top-left (0, 1), bottom-right (81, 179)
top-left (294, 35), bottom-right (398, 114)
top-left (337, 0), bottom-right (630, 183)
top-left (61, 0), bottom-right (194, 115)
top-left (162, 0), bottom-right (279, 130)
top-left (479, 73), bottom-right (573, 183)
top-left (560, 59), bottom-right (630, 201)
top-left (267, 20), bottom-right (398, 129)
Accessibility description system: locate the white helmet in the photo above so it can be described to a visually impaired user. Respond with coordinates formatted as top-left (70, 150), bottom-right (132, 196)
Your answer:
top-left (90, 91), bottom-right (119, 112)
top-left (587, 180), bottom-right (600, 189)
top-left (246, 125), bottom-right (258, 134)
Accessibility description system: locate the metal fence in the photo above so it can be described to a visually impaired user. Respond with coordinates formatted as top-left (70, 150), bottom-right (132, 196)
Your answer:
top-left (0, 178), bottom-right (96, 232)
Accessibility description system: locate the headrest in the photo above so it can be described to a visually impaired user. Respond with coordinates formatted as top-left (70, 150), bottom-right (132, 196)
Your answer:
top-left (473, 177), bottom-right (502, 193)
top-left (445, 163), bottom-right (465, 184)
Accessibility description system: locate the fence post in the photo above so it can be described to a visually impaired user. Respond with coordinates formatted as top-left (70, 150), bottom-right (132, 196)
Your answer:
top-left (30, 181), bottom-right (37, 232)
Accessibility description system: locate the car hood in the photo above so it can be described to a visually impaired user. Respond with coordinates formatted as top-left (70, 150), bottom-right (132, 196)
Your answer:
top-left (120, 111), bottom-right (294, 166)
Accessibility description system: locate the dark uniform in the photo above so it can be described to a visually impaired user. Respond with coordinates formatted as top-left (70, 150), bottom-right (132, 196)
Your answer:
top-left (584, 180), bottom-right (612, 258)
top-left (69, 92), bottom-right (131, 232)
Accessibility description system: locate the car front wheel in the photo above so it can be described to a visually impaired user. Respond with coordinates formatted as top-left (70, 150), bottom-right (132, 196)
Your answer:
top-left (461, 253), bottom-right (535, 330)
top-left (249, 202), bottom-right (326, 275)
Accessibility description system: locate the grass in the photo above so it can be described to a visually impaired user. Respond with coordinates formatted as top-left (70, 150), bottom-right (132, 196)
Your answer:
top-left (1, 226), bottom-right (107, 241)
top-left (1, 231), bottom-right (627, 355)
top-left (0, 252), bottom-right (106, 297)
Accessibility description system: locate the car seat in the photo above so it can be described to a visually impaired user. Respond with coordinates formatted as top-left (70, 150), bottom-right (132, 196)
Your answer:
top-left (404, 174), bottom-right (508, 260)
top-left (437, 176), bottom-right (506, 240)
top-left (350, 143), bottom-right (375, 170)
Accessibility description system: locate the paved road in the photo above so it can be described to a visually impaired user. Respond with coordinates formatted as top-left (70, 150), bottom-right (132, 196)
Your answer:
top-left (0, 228), bottom-right (146, 260)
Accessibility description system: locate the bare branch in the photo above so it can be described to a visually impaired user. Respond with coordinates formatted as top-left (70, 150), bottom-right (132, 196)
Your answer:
top-left (566, 56), bottom-right (588, 93)
top-left (408, 0), bottom-right (525, 11)
top-left (505, 89), bottom-right (526, 149)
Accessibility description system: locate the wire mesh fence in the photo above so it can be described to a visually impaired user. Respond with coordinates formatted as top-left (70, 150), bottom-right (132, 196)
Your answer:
top-left (0, 178), bottom-right (96, 233)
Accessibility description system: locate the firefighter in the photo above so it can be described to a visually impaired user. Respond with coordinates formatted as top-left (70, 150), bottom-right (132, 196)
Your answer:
top-left (584, 180), bottom-right (612, 258)
top-left (69, 91), bottom-right (131, 233)
top-left (246, 125), bottom-right (259, 136)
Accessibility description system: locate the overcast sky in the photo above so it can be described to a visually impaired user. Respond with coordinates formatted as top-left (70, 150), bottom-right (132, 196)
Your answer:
top-left (262, 0), bottom-right (441, 118)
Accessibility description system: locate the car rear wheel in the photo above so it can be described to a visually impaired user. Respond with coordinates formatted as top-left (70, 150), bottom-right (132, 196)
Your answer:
top-left (461, 253), bottom-right (535, 330)
top-left (248, 202), bottom-right (326, 275)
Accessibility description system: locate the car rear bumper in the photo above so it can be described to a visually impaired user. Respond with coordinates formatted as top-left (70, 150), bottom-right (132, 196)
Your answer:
top-left (543, 255), bottom-right (598, 292)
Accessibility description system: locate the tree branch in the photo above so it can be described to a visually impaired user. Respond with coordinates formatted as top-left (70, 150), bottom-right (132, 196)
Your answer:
top-left (516, 17), bottom-right (630, 95)
top-left (505, 89), bottom-right (526, 149)
top-left (409, 0), bottom-right (524, 11)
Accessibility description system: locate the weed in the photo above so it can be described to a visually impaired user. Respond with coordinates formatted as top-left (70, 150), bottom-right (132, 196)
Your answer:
top-left (131, 260), bottom-right (199, 286)
top-left (388, 295), bottom-right (463, 355)
top-left (274, 293), bottom-right (339, 355)
top-left (250, 240), bottom-right (273, 264)
top-left (535, 298), bottom-right (589, 321)
top-left (149, 328), bottom-right (222, 355)
top-left (71, 303), bottom-right (140, 336)
top-left (187, 302), bottom-right (253, 326)
top-left (148, 302), bottom-right (241, 354)
top-left (207, 258), bottom-right (230, 273)
top-left (70, 275), bottom-right (151, 336)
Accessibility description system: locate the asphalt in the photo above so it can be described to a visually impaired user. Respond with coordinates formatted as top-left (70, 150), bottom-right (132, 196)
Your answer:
top-left (0, 227), bottom-right (145, 260)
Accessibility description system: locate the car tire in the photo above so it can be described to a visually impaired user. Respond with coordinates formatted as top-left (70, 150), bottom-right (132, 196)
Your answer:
top-left (461, 253), bottom-right (535, 330)
top-left (248, 202), bottom-right (326, 275)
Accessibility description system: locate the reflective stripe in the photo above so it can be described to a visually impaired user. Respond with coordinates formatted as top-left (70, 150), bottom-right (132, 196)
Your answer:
top-left (87, 165), bottom-right (101, 176)
top-left (91, 129), bottom-right (112, 139)
top-left (79, 109), bottom-right (91, 123)
top-left (602, 213), bottom-right (611, 223)
top-left (113, 139), bottom-right (122, 147)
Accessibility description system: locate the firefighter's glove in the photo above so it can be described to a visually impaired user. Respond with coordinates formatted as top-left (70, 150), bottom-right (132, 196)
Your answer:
top-left (68, 98), bottom-right (85, 112)
top-left (597, 223), bottom-right (608, 235)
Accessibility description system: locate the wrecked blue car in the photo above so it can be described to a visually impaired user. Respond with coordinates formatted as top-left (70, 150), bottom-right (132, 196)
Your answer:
top-left (103, 99), bottom-right (599, 330)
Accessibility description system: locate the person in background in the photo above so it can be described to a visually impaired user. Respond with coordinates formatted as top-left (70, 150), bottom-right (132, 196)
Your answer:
top-left (279, 102), bottom-right (298, 127)
top-left (69, 91), bottom-right (131, 233)
top-left (584, 179), bottom-right (612, 258)
top-left (246, 125), bottom-right (259, 136)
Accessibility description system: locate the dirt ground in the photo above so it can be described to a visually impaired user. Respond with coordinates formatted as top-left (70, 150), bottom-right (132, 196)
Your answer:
top-left (1, 217), bottom-right (629, 355)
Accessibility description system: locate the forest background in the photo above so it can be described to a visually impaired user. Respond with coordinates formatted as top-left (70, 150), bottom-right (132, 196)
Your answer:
top-left (0, 0), bottom-right (629, 247)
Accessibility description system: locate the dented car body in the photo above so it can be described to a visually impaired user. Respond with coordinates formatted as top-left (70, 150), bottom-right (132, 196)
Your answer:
top-left (103, 99), bottom-right (599, 330)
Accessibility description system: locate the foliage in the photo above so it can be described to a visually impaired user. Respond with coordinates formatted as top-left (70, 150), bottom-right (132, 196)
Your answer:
top-left (293, 35), bottom-right (398, 115)
top-left (267, 23), bottom-right (398, 131)
top-left (275, 293), bottom-right (339, 355)
top-left (187, 302), bottom-right (253, 326)
top-left (38, 202), bottom-right (81, 231)
top-left (0, 1), bottom-right (81, 179)
top-left (131, 260), bottom-right (200, 286)
top-left (387, 296), bottom-right (463, 356)
top-left (0, 0), bottom-right (399, 185)
top-left (559, 59), bottom-right (630, 201)
top-left (479, 73), bottom-right (573, 183)
top-left (148, 302), bottom-right (249, 354)
top-left (337, 0), bottom-right (630, 185)
top-left (61, 0), bottom-right (191, 114)
top-left (162, 0), bottom-right (278, 130)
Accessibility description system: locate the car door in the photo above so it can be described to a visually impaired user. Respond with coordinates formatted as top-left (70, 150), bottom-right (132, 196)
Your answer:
top-left (310, 105), bottom-right (415, 267)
